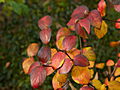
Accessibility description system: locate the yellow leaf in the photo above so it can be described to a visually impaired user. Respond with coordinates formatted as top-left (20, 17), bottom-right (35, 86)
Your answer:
top-left (89, 61), bottom-right (95, 68)
top-left (100, 84), bottom-right (106, 90)
top-left (115, 77), bottom-right (120, 82)
top-left (90, 69), bottom-right (94, 79)
top-left (108, 81), bottom-right (120, 90)
top-left (82, 47), bottom-right (96, 61)
top-left (92, 79), bottom-right (102, 89)
top-left (114, 68), bottom-right (120, 76)
top-left (52, 71), bottom-right (67, 90)
top-left (71, 66), bottom-right (91, 84)
top-left (56, 36), bottom-right (65, 50)
top-left (94, 20), bottom-right (108, 39)
top-left (22, 57), bottom-right (35, 74)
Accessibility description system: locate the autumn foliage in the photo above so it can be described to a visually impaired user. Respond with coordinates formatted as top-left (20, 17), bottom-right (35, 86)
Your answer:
top-left (22, 0), bottom-right (120, 89)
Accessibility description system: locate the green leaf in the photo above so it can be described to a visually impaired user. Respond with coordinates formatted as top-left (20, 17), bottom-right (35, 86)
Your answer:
top-left (0, 0), bottom-right (5, 3)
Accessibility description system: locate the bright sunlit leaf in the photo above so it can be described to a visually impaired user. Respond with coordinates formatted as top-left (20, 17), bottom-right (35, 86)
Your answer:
top-left (71, 66), bottom-right (91, 84)
top-left (114, 68), bottom-right (120, 76)
top-left (27, 43), bottom-right (39, 57)
top-left (22, 57), bottom-right (35, 74)
top-left (94, 20), bottom-right (108, 39)
top-left (38, 15), bottom-right (52, 30)
top-left (63, 35), bottom-right (77, 51)
top-left (39, 28), bottom-right (51, 44)
top-left (38, 46), bottom-right (51, 63)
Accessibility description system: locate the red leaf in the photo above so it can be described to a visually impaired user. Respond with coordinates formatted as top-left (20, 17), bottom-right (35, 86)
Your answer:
top-left (67, 16), bottom-right (79, 26)
top-left (30, 66), bottom-right (46, 88)
top-left (116, 59), bottom-right (120, 67)
top-left (62, 35), bottom-right (77, 51)
top-left (28, 61), bottom-right (40, 74)
top-left (75, 23), bottom-right (88, 38)
top-left (114, 5), bottom-right (120, 12)
top-left (39, 28), bottom-right (51, 44)
top-left (79, 18), bottom-right (90, 34)
top-left (58, 58), bottom-right (73, 74)
top-left (73, 54), bottom-right (89, 67)
top-left (115, 19), bottom-right (120, 29)
top-left (56, 27), bottom-right (71, 40)
top-left (38, 46), bottom-right (51, 63)
top-left (97, 0), bottom-right (106, 17)
top-left (80, 86), bottom-right (94, 90)
top-left (38, 15), bottom-right (52, 30)
top-left (51, 52), bottom-right (66, 69)
top-left (88, 10), bottom-right (102, 29)
top-left (71, 5), bottom-right (89, 18)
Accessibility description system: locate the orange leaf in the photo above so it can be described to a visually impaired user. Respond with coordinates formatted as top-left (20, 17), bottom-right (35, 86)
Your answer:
top-left (108, 81), bottom-right (120, 90)
top-left (94, 20), bottom-right (108, 39)
top-left (22, 57), bottom-right (35, 74)
top-left (45, 67), bottom-right (54, 76)
top-left (106, 59), bottom-right (114, 66)
top-left (71, 66), bottom-right (91, 84)
top-left (27, 43), bottom-right (39, 57)
top-left (95, 63), bottom-right (105, 69)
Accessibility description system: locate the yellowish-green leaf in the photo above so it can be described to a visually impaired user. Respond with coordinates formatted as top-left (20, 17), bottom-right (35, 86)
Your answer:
top-left (94, 20), bottom-right (108, 39)
top-left (82, 47), bottom-right (96, 61)
top-left (0, 0), bottom-right (5, 3)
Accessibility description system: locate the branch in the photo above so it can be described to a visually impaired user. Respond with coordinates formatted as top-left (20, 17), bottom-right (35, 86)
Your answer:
top-left (102, 18), bottom-right (120, 23)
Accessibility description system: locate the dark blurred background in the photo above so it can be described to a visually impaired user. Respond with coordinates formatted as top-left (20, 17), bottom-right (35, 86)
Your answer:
top-left (0, 0), bottom-right (120, 90)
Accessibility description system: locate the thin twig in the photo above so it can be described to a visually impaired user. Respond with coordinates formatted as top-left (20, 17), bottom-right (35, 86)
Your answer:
top-left (103, 18), bottom-right (120, 23)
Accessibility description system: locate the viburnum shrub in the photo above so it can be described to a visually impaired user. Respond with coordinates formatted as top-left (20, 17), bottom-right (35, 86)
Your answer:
top-left (22, 0), bottom-right (120, 89)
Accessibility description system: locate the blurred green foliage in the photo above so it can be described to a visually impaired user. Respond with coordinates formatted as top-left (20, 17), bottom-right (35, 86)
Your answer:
top-left (0, 0), bottom-right (120, 89)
